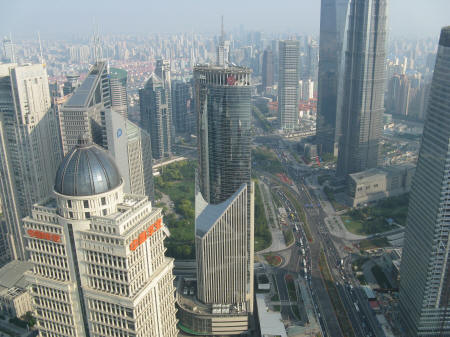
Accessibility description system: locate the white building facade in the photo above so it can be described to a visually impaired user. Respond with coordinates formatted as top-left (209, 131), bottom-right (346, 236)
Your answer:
top-left (0, 63), bottom-right (61, 261)
top-left (23, 143), bottom-right (177, 337)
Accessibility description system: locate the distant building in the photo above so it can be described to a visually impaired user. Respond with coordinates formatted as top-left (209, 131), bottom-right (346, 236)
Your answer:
top-left (109, 67), bottom-right (128, 118)
top-left (0, 63), bottom-right (61, 261)
top-left (347, 164), bottom-right (415, 207)
top-left (24, 143), bottom-right (178, 337)
top-left (278, 40), bottom-right (300, 132)
top-left (1, 36), bottom-right (14, 63)
top-left (336, 0), bottom-right (388, 177)
top-left (387, 74), bottom-right (410, 116)
top-left (0, 260), bottom-right (32, 318)
top-left (59, 61), bottom-right (111, 154)
top-left (171, 79), bottom-right (192, 134)
top-left (399, 26), bottom-right (450, 337)
top-left (261, 49), bottom-right (274, 93)
top-left (62, 73), bottom-right (80, 96)
top-left (139, 74), bottom-right (172, 160)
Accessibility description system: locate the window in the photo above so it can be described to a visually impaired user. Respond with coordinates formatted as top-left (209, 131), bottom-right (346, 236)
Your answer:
top-left (101, 197), bottom-right (106, 206)
top-left (85, 212), bottom-right (90, 219)
top-left (67, 200), bottom-right (72, 208)
top-left (103, 209), bottom-right (107, 216)
top-left (69, 211), bottom-right (73, 219)
top-left (84, 200), bottom-right (89, 208)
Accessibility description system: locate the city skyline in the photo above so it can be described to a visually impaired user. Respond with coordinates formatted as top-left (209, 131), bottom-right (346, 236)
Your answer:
top-left (0, 0), bottom-right (449, 38)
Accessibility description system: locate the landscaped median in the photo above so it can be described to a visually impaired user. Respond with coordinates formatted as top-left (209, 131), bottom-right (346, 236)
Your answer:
top-left (282, 186), bottom-right (314, 243)
top-left (285, 274), bottom-right (301, 321)
top-left (319, 250), bottom-right (356, 337)
top-left (264, 254), bottom-right (283, 266)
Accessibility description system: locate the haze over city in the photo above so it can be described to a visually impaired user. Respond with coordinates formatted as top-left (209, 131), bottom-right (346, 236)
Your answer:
top-left (0, 1), bottom-right (449, 337)
top-left (1, 0), bottom-right (449, 36)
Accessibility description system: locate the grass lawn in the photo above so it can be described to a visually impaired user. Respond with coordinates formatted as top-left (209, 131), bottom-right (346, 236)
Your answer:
top-left (359, 237), bottom-right (390, 250)
top-left (283, 228), bottom-right (294, 246)
top-left (252, 147), bottom-right (284, 174)
top-left (254, 181), bottom-right (272, 251)
top-left (285, 274), bottom-right (297, 302)
top-left (265, 254), bottom-right (282, 266)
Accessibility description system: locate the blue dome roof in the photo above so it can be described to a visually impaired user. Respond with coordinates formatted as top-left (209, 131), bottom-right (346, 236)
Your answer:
top-left (54, 144), bottom-right (122, 196)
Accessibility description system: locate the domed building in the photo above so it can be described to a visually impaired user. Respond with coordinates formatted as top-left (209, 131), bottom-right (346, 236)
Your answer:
top-left (23, 142), bottom-right (178, 337)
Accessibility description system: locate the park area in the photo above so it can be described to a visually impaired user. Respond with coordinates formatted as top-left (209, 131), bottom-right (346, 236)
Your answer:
top-left (342, 194), bottom-right (409, 235)
top-left (155, 161), bottom-right (272, 259)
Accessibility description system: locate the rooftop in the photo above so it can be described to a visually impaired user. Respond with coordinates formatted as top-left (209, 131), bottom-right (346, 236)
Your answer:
top-left (0, 260), bottom-right (33, 293)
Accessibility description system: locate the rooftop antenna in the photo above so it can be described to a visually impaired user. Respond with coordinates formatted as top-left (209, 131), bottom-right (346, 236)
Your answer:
top-left (37, 31), bottom-right (44, 66)
top-left (220, 15), bottom-right (224, 43)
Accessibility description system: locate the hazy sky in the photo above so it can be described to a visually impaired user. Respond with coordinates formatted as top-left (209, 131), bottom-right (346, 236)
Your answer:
top-left (1, 0), bottom-right (449, 38)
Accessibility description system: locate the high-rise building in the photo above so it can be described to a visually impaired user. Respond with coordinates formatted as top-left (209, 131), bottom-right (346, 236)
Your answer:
top-left (1, 36), bottom-right (14, 63)
top-left (278, 40), bottom-right (300, 132)
top-left (261, 49), bottom-right (274, 93)
top-left (139, 74), bottom-right (172, 160)
top-left (336, 0), bottom-right (388, 177)
top-left (63, 73), bottom-right (80, 96)
top-left (0, 63), bottom-right (61, 261)
top-left (109, 67), bottom-right (128, 118)
top-left (216, 17), bottom-right (229, 67)
top-left (177, 65), bottom-right (254, 336)
top-left (59, 61), bottom-right (111, 154)
top-left (24, 142), bottom-right (178, 337)
top-left (171, 79), bottom-right (192, 134)
top-left (399, 26), bottom-right (450, 337)
top-left (155, 59), bottom-right (171, 90)
top-left (105, 109), bottom-right (154, 200)
top-left (316, 0), bottom-right (350, 155)
top-left (387, 74), bottom-right (411, 116)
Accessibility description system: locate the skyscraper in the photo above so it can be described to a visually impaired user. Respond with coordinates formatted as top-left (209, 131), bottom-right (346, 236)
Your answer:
top-left (109, 67), bottom-right (128, 118)
top-left (399, 26), bottom-right (450, 337)
top-left (59, 61), bottom-right (111, 154)
top-left (177, 65), bottom-right (254, 336)
top-left (216, 16), bottom-right (229, 67)
top-left (105, 109), bottom-right (154, 200)
top-left (1, 36), bottom-right (14, 63)
top-left (278, 40), bottom-right (300, 132)
top-left (139, 74), bottom-right (172, 160)
top-left (387, 74), bottom-right (411, 116)
top-left (171, 79), bottom-right (192, 134)
top-left (336, 0), bottom-right (388, 177)
top-left (261, 48), bottom-right (274, 93)
top-left (24, 142), bottom-right (178, 337)
top-left (316, 0), bottom-right (350, 155)
top-left (155, 59), bottom-right (171, 91)
top-left (0, 63), bottom-right (61, 261)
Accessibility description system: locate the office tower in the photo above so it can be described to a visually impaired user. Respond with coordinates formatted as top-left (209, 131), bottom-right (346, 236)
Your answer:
top-left (387, 74), bottom-right (410, 116)
top-left (261, 49), bottom-right (274, 92)
top-left (399, 26), bottom-right (450, 337)
top-left (155, 59), bottom-right (171, 90)
top-left (278, 40), bottom-right (300, 132)
top-left (109, 67), bottom-right (128, 118)
top-left (306, 40), bottom-right (320, 82)
top-left (0, 64), bottom-right (61, 261)
top-left (1, 36), bottom-right (14, 63)
top-left (139, 74), bottom-right (172, 160)
top-left (336, 0), bottom-right (388, 177)
top-left (301, 78), bottom-right (315, 101)
top-left (316, 0), bottom-right (350, 155)
top-left (59, 61), bottom-right (111, 154)
top-left (177, 65), bottom-right (254, 336)
top-left (105, 109), bottom-right (154, 200)
top-left (23, 142), bottom-right (177, 337)
top-left (171, 79), bottom-right (191, 134)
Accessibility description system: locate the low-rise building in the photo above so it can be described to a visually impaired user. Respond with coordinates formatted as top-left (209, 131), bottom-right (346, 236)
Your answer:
top-left (0, 260), bottom-right (33, 318)
top-left (347, 164), bottom-right (415, 207)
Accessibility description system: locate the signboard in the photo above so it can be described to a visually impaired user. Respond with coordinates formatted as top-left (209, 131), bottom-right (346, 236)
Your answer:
top-left (27, 229), bottom-right (61, 243)
top-left (129, 218), bottom-right (163, 251)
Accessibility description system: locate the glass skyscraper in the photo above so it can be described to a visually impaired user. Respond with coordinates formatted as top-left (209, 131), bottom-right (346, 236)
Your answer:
top-left (316, 0), bottom-right (349, 155)
top-left (336, 0), bottom-right (388, 177)
top-left (399, 26), bottom-right (450, 337)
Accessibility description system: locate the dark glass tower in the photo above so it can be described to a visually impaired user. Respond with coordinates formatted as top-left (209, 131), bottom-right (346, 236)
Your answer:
top-left (195, 66), bottom-right (252, 204)
top-left (316, 0), bottom-right (349, 155)
top-left (139, 74), bottom-right (172, 160)
top-left (399, 26), bottom-right (450, 337)
top-left (336, 0), bottom-right (388, 177)
top-left (262, 49), bottom-right (274, 92)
